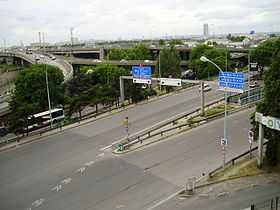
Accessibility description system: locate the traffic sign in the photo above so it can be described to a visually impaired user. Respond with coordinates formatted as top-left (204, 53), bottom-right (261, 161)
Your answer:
top-left (160, 78), bottom-right (182, 87)
top-left (248, 130), bottom-right (254, 144)
top-left (132, 66), bottom-right (152, 79)
top-left (220, 138), bottom-right (228, 146)
top-left (219, 71), bottom-right (244, 93)
top-left (133, 78), bottom-right (151, 84)
top-left (132, 66), bottom-right (152, 84)
top-left (249, 63), bottom-right (258, 71)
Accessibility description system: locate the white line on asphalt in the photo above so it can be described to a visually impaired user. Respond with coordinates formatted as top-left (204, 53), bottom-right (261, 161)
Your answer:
top-left (76, 167), bottom-right (86, 174)
top-left (99, 145), bottom-right (112, 151)
top-left (51, 184), bottom-right (62, 192)
top-left (85, 160), bottom-right (95, 167)
top-left (96, 153), bottom-right (105, 158)
top-left (61, 177), bottom-right (72, 185)
top-left (146, 190), bottom-right (182, 210)
top-left (31, 198), bottom-right (45, 208)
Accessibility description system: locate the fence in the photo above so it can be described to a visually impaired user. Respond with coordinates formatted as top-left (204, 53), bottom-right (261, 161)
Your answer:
top-left (250, 196), bottom-right (279, 210)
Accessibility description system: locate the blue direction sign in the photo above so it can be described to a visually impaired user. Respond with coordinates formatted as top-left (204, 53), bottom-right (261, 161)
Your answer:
top-left (132, 66), bottom-right (152, 79)
top-left (219, 71), bottom-right (244, 93)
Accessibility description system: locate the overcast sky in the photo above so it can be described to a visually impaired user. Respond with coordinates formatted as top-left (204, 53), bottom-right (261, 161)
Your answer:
top-left (1, 0), bottom-right (279, 45)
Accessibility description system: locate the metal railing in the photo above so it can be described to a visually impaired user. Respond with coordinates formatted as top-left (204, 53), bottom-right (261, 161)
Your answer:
top-left (250, 196), bottom-right (279, 210)
top-left (116, 97), bottom-right (226, 150)
top-left (208, 141), bottom-right (268, 177)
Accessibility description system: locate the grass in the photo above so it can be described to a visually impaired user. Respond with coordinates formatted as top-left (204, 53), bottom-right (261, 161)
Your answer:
top-left (209, 158), bottom-right (264, 182)
top-left (0, 64), bottom-right (22, 74)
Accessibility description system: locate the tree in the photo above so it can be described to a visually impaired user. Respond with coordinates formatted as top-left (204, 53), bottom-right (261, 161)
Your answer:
top-left (159, 46), bottom-right (181, 78)
top-left (9, 64), bottom-right (65, 132)
top-left (107, 44), bottom-right (152, 60)
top-left (189, 45), bottom-right (229, 79)
top-left (67, 64), bottom-right (129, 117)
top-left (254, 53), bottom-right (280, 166)
top-left (251, 38), bottom-right (280, 66)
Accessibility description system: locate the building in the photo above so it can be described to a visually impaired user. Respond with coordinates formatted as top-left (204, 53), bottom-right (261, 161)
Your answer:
top-left (203, 24), bottom-right (209, 37)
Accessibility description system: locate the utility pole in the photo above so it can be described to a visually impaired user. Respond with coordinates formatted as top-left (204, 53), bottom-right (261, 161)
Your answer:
top-left (39, 32), bottom-right (42, 49)
top-left (159, 52), bottom-right (162, 92)
top-left (45, 65), bottom-right (53, 128)
top-left (123, 117), bottom-right (129, 142)
top-left (70, 27), bottom-right (74, 56)
top-left (42, 32), bottom-right (45, 52)
top-left (248, 50), bottom-right (251, 103)
top-left (3, 39), bottom-right (6, 52)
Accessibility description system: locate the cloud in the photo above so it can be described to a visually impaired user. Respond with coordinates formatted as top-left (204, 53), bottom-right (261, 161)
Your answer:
top-left (0, 0), bottom-right (279, 45)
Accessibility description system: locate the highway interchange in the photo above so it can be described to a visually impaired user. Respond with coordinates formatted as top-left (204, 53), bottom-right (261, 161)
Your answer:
top-left (0, 83), bottom-right (273, 210)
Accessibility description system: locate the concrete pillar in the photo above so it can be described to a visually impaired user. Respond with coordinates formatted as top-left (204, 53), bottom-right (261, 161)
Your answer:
top-left (119, 76), bottom-right (125, 104)
top-left (200, 81), bottom-right (205, 116)
top-left (257, 123), bottom-right (264, 168)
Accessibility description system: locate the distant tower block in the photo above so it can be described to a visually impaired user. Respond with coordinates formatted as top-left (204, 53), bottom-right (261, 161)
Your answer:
top-left (203, 24), bottom-right (209, 37)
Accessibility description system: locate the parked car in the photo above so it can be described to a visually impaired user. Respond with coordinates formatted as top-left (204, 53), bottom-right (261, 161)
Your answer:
top-left (0, 126), bottom-right (8, 137)
top-left (249, 81), bottom-right (259, 88)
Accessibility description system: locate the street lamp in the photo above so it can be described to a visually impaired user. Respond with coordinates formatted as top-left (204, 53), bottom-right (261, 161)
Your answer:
top-left (200, 56), bottom-right (228, 167)
top-left (45, 64), bottom-right (53, 128)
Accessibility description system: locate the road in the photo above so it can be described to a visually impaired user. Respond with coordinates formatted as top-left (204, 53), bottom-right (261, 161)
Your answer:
top-left (0, 91), bottom-right (254, 210)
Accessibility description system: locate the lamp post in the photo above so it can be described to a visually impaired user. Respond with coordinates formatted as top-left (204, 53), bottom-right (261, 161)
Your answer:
top-left (200, 56), bottom-right (228, 167)
top-left (45, 64), bottom-right (53, 128)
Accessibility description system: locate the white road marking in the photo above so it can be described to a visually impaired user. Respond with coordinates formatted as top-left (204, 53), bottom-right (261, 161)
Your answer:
top-left (25, 208), bottom-right (32, 210)
top-left (51, 184), bottom-right (62, 192)
top-left (32, 198), bottom-right (45, 208)
top-left (85, 161), bottom-right (95, 167)
top-left (96, 153), bottom-right (105, 158)
top-left (61, 177), bottom-right (72, 185)
top-left (76, 167), bottom-right (86, 174)
top-left (146, 190), bottom-right (182, 210)
top-left (100, 145), bottom-right (112, 151)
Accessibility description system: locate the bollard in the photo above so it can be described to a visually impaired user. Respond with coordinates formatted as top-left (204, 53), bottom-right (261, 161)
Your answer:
top-left (276, 197), bottom-right (279, 210)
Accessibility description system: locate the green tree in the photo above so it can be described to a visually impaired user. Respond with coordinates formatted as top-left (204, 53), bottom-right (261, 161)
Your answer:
top-left (169, 39), bottom-right (184, 46)
top-left (108, 48), bottom-right (127, 60)
top-left (251, 38), bottom-right (280, 66)
top-left (159, 46), bottom-right (181, 78)
top-left (255, 53), bottom-right (280, 166)
top-left (189, 45), bottom-right (229, 79)
top-left (9, 64), bottom-right (65, 132)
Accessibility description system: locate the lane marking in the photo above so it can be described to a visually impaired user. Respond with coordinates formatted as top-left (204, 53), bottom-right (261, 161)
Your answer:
top-left (85, 161), bottom-right (95, 167)
top-left (32, 198), bottom-right (45, 208)
top-left (146, 190), bottom-right (182, 210)
top-left (100, 145), bottom-right (112, 151)
top-left (76, 167), bottom-right (86, 174)
top-left (96, 153), bottom-right (105, 158)
top-left (61, 177), bottom-right (72, 185)
top-left (51, 184), bottom-right (62, 192)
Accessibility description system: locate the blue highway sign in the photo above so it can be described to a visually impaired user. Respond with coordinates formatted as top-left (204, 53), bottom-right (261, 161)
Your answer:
top-left (132, 66), bottom-right (152, 79)
top-left (219, 71), bottom-right (244, 93)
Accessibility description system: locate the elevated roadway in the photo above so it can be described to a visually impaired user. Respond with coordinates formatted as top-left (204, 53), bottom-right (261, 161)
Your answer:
top-left (0, 51), bottom-right (73, 82)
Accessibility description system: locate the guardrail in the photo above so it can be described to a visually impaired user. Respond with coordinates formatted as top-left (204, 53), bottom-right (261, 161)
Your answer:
top-left (116, 97), bottom-right (226, 150)
top-left (208, 141), bottom-right (268, 177)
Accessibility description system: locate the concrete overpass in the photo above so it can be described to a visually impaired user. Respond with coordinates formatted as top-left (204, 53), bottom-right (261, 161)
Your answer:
top-left (45, 46), bottom-right (250, 60)
top-left (0, 51), bottom-right (73, 81)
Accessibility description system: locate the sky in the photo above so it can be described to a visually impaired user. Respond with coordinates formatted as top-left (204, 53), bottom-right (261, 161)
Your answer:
top-left (0, 0), bottom-right (280, 45)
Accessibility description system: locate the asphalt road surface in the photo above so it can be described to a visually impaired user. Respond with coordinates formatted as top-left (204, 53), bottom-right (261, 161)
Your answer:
top-left (0, 97), bottom-right (254, 210)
